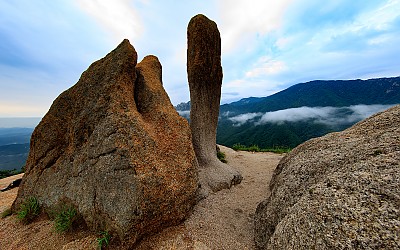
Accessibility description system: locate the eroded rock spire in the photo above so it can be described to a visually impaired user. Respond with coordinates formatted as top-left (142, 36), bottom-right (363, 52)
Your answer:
top-left (187, 14), bottom-right (242, 195)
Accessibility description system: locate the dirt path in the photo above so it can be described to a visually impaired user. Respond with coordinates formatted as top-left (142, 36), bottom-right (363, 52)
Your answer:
top-left (0, 146), bottom-right (283, 249)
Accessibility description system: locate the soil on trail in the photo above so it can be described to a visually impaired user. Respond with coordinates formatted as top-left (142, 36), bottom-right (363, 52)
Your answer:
top-left (0, 146), bottom-right (283, 249)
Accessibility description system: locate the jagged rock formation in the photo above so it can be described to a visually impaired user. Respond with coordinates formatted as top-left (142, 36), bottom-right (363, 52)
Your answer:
top-left (254, 105), bottom-right (400, 249)
top-left (175, 101), bottom-right (191, 111)
top-left (12, 40), bottom-right (198, 246)
top-left (187, 14), bottom-right (242, 195)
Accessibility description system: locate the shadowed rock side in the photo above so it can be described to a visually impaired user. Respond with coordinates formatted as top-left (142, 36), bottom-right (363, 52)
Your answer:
top-left (254, 105), bottom-right (400, 249)
top-left (187, 14), bottom-right (242, 195)
top-left (12, 40), bottom-right (198, 247)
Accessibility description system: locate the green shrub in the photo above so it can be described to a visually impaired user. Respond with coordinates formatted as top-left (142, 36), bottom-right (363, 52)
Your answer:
top-left (247, 145), bottom-right (261, 152)
top-left (97, 231), bottom-right (111, 249)
top-left (1, 208), bottom-right (12, 218)
top-left (264, 147), bottom-right (291, 154)
top-left (17, 197), bottom-right (40, 223)
top-left (232, 143), bottom-right (246, 151)
top-left (0, 169), bottom-right (22, 179)
top-left (231, 143), bottom-right (291, 154)
top-left (54, 206), bottom-right (78, 233)
top-left (217, 151), bottom-right (227, 163)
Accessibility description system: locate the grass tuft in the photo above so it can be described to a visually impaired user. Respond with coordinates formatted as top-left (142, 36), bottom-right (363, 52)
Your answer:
top-left (54, 206), bottom-right (78, 233)
top-left (217, 151), bottom-right (227, 163)
top-left (97, 231), bottom-right (111, 249)
top-left (17, 197), bottom-right (40, 223)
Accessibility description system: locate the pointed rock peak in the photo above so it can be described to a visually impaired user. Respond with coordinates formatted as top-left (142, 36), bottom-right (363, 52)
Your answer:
top-left (137, 55), bottom-right (162, 78)
top-left (100, 39), bottom-right (138, 68)
top-left (116, 38), bottom-right (135, 52)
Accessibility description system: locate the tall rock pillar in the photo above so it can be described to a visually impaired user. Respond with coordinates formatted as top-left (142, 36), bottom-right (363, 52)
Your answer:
top-left (187, 14), bottom-right (242, 195)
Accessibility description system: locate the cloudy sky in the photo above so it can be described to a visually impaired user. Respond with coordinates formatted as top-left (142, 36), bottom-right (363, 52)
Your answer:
top-left (1, 0), bottom-right (400, 117)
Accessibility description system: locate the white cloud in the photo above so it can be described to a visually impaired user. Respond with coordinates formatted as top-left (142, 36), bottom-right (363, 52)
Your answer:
top-left (275, 37), bottom-right (292, 50)
top-left (221, 111), bottom-right (233, 117)
top-left (183, 102), bottom-right (394, 131)
top-left (245, 57), bottom-right (287, 78)
top-left (348, 104), bottom-right (393, 119)
top-left (218, 0), bottom-right (294, 53)
top-left (253, 104), bottom-right (396, 126)
top-left (74, 0), bottom-right (144, 43)
top-left (356, 0), bottom-right (400, 31)
top-left (298, 0), bottom-right (400, 54)
top-left (256, 106), bottom-right (336, 125)
top-left (229, 112), bottom-right (262, 126)
top-left (177, 110), bottom-right (190, 118)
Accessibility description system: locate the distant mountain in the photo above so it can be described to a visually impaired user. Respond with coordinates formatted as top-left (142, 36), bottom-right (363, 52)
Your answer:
top-left (0, 128), bottom-right (34, 146)
top-left (176, 76), bottom-right (400, 148)
top-left (220, 77), bottom-right (400, 114)
top-left (217, 77), bottom-right (400, 148)
top-left (175, 101), bottom-right (191, 111)
top-left (0, 143), bottom-right (30, 170)
top-left (0, 128), bottom-right (33, 171)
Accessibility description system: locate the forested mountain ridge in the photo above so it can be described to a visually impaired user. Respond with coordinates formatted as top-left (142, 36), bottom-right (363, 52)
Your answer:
top-left (220, 76), bottom-right (400, 114)
top-left (176, 76), bottom-right (400, 148)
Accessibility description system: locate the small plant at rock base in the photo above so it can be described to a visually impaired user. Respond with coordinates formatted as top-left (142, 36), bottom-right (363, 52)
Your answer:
top-left (97, 231), bottom-right (111, 249)
top-left (217, 151), bottom-right (227, 163)
top-left (1, 208), bottom-right (12, 218)
top-left (17, 196), bottom-right (40, 223)
top-left (54, 206), bottom-right (78, 233)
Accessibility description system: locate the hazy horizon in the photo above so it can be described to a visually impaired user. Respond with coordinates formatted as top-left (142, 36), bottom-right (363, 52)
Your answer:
top-left (0, 117), bottom-right (41, 128)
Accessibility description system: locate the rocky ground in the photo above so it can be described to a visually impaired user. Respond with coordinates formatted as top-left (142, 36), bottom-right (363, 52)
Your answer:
top-left (0, 146), bottom-right (283, 249)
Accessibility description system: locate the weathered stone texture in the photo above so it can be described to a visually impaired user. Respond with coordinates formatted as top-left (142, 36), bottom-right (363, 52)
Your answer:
top-left (13, 40), bottom-right (198, 246)
top-left (254, 105), bottom-right (400, 249)
top-left (187, 14), bottom-right (242, 195)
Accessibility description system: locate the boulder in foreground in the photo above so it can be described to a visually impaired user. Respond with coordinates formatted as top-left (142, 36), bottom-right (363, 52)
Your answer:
top-left (255, 105), bottom-right (400, 249)
top-left (13, 40), bottom-right (199, 246)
